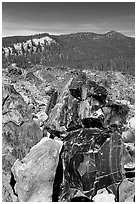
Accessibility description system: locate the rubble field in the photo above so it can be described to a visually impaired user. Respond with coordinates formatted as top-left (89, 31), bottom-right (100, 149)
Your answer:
top-left (2, 64), bottom-right (135, 202)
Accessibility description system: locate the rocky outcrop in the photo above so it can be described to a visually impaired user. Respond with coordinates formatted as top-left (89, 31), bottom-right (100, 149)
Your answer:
top-left (2, 84), bottom-right (28, 125)
top-left (11, 137), bottom-right (63, 202)
top-left (44, 73), bottom-right (134, 201)
top-left (46, 72), bottom-right (129, 132)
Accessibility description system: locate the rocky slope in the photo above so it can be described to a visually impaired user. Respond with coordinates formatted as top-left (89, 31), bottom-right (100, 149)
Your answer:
top-left (2, 62), bottom-right (135, 201)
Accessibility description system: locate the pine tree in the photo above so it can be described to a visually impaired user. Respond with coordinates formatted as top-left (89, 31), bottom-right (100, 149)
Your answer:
top-left (31, 39), bottom-right (36, 47)
top-left (36, 41), bottom-right (42, 52)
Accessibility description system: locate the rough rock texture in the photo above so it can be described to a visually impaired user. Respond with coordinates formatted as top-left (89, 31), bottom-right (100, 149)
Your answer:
top-left (11, 137), bottom-right (63, 202)
top-left (45, 72), bottom-right (134, 201)
top-left (119, 178), bottom-right (135, 202)
top-left (2, 84), bottom-right (28, 125)
top-left (2, 65), bottom-right (74, 202)
top-left (2, 66), bottom-right (135, 202)
top-left (2, 120), bottom-right (44, 200)
top-left (46, 72), bottom-right (130, 133)
top-left (2, 171), bottom-right (18, 202)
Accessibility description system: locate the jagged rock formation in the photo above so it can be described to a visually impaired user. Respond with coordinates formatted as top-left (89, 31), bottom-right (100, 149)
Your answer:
top-left (2, 67), bottom-right (135, 202)
top-left (45, 72), bottom-right (129, 132)
top-left (43, 73), bottom-right (134, 202)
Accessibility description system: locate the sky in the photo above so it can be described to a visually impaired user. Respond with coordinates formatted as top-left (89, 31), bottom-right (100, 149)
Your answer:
top-left (2, 2), bottom-right (135, 37)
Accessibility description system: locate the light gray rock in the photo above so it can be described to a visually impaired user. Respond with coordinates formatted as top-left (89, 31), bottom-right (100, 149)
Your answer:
top-left (128, 117), bottom-right (135, 130)
top-left (119, 178), bottom-right (135, 202)
top-left (11, 137), bottom-right (63, 202)
top-left (122, 129), bottom-right (135, 143)
top-left (92, 188), bottom-right (115, 202)
top-left (33, 111), bottom-right (48, 127)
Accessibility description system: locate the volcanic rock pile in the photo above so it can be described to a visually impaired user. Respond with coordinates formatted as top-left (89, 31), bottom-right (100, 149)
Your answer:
top-left (2, 70), bottom-right (135, 202)
top-left (44, 72), bottom-right (134, 202)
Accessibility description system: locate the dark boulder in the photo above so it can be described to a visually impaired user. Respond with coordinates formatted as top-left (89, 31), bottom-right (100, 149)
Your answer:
top-left (87, 80), bottom-right (108, 103)
top-left (69, 73), bottom-right (108, 104)
top-left (45, 90), bottom-right (58, 115)
top-left (69, 72), bottom-right (87, 100)
top-left (108, 103), bottom-right (130, 118)
top-left (59, 128), bottom-right (123, 201)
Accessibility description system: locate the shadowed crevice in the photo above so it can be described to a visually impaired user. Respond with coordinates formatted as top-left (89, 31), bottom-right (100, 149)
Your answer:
top-left (52, 151), bottom-right (63, 201)
top-left (10, 171), bottom-right (18, 197)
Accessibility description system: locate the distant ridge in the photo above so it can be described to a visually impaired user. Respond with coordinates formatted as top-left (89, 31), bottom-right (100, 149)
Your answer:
top-left (2, 31), bottom-right (135, 76)
top-left (2, 30), bottom-right (134, 39)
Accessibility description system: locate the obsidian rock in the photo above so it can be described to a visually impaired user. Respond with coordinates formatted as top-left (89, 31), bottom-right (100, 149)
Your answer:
top-left (86, 80), bottom-right (108, 103)
top-left (71, 196), bottom-right (91, 202)
top-left (69, 72), bottom-right (86, 100)
top-left (59, 128), bottom-right (123, 201)
top-left (125, 171), bottom-right (135, 178)
top-left (82, 117), bottom-right (104, 129)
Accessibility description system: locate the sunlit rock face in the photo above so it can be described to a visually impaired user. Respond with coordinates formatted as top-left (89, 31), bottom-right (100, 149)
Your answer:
top-left (11, 137), bottom-right (63, 202)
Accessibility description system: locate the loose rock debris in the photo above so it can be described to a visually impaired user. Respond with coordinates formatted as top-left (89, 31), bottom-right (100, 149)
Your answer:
top-left (2, 71), bottom-right (135, 202)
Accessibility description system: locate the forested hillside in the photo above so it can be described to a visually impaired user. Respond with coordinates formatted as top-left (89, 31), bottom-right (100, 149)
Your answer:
top-left (2, 31), bottom-right (135, 75)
